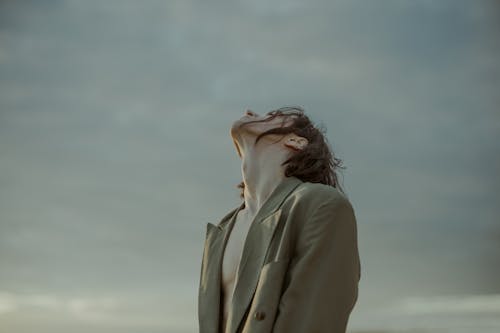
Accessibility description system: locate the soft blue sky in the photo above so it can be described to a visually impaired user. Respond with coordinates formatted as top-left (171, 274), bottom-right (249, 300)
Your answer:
top-left (1, 1), bottom-right (499, 332)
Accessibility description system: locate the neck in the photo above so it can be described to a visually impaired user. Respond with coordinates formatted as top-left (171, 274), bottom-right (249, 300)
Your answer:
top-left (240, 146), bottom-right (287, 217)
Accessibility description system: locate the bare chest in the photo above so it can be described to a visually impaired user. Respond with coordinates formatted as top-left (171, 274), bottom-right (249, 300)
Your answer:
top-left (220, 212), bottom-right (254, 318)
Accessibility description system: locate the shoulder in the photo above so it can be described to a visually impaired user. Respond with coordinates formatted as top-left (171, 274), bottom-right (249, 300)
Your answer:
top-left (290, 182), bottom-right (357, 236)
top-left (293, 181), bottom-right (353, 209)
top-left (281, 181), bottom-right (356, 225)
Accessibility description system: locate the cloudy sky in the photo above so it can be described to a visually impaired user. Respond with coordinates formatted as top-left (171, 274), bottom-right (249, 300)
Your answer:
top-left (1, 1), bottom-right (499, 332)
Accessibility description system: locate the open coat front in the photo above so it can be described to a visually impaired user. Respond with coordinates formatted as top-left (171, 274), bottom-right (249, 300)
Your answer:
top-left (198, 176), bottom-right (361, 333)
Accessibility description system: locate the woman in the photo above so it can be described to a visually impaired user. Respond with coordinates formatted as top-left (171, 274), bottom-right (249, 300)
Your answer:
top-left (198, 106), bottom-right (361, 333)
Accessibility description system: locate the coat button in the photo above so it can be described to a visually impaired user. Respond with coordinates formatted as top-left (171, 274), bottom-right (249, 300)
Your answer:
top-left (254, 311), bottom-right (266, 321)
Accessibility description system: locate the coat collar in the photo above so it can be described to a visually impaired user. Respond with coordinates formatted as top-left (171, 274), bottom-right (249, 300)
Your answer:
top-left (198, 176), bottom-right (303, 333)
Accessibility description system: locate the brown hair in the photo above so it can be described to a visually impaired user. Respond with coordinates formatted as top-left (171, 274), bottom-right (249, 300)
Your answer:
top-left (236, 106), bottom-right (346, 199)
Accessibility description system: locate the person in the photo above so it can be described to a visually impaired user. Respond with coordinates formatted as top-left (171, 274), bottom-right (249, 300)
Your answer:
top-left (198, 106), bottom-right (361, 333)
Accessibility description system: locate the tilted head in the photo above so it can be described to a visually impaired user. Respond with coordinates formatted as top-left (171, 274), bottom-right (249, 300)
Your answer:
top-left (231, 106), bottom-right (345, 198)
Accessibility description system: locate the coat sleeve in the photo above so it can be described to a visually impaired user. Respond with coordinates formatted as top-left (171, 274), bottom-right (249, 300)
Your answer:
top-left (272, 196), bottom-right (361, 333)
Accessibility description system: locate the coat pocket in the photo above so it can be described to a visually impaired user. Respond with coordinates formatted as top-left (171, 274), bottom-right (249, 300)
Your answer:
top-left (241, 259), bottom-right (290, 333)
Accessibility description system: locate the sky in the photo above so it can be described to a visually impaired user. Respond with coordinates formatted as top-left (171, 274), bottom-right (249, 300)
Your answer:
top-left (1, 0), bottom-right (499, 332)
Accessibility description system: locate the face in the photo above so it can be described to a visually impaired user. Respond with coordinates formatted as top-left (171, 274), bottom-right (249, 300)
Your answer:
top-left (230, 109), bottom-right (302, 158)
top-left (231, 109), bottom-right (295, 138)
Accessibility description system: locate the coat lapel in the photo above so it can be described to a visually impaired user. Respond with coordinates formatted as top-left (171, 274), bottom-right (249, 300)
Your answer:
top-left (226, 176), bottom-right (303, 333)
top-left (198, 176), bottom-right (303, 333)
top-left (225, 208), bottom-right (282, 333)
top-left (199, 205), bottom-right (243, 333)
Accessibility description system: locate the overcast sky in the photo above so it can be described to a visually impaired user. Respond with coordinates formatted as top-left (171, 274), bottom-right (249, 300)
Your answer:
top-left (1, 1), bottom-right (499, 332)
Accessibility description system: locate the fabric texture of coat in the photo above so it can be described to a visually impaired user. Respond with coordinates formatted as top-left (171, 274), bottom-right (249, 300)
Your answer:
top-left (198, 176), bottom-right (361, 333)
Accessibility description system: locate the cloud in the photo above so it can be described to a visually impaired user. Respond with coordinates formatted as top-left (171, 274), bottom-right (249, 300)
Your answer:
top-left (352, 294), bottom-right (500, 333)
top-left (0, 290), bottom-right (191, 328)
top-left (0, 293), bottom-right (18, 315)
top-left (393, 293), bottom-right (500, 315)
top-left (0, 1), bottom-right (499, 333)
top-left (0, 291), bottom-right (116, 320)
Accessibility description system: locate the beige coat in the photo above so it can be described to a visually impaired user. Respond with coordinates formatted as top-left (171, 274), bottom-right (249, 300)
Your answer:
top-left (198, 176), bottom-right (361, 333)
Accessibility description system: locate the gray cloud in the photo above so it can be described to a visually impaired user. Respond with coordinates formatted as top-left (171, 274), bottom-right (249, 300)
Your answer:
top-left (1, 0), bottom-right (499, 332)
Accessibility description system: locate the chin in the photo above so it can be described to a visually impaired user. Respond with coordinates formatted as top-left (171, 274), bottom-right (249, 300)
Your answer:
top-left (230, 120), bottom-right (241, 138)
top-left (231, 117), bottom-right (252, 135)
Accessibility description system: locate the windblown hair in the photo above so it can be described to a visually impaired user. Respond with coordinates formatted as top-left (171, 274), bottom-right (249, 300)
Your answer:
top-left (236, 106), bottom-right (346, 199)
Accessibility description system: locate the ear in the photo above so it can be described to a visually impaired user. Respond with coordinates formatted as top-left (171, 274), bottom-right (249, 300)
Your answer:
top-left (283, 134), bottom-right (308, 151)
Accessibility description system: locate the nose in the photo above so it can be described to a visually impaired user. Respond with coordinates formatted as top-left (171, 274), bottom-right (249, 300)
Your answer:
top-left (245, 109), bottom-right (257, 117)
